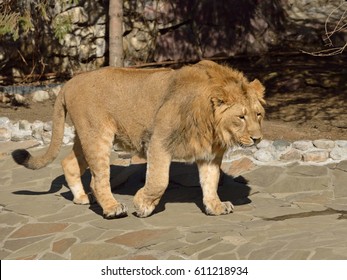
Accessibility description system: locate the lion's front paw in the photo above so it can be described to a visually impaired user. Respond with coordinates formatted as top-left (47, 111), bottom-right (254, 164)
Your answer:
top-left (205, 201), bottom-right (234, 216)
top-left (103, 203), bottom-right (128, 219)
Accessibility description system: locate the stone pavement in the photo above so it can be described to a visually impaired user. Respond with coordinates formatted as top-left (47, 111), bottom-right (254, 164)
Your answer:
top-left (1, 143), bottom-right (347, 260)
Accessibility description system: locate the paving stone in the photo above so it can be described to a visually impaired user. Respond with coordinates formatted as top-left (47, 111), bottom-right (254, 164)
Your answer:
top-left (2, 143), bottom-right (347, 260)
top-left (52, 238), bottom-right (77, 254)
top-left (241, 166), bottom-right (284, 188)
top-left (14, 254), bottom-right (38, 260)
top-left (313, 139), bottom-right (335, 149)
top-left (198, 242), bottom-right (236, 259)
top-left (0, 139), bottom-right (40, 154)
top-left (89, 214), bottom-right (145, 231)
top-left (0, 211), bottom-right (29, 226)
top-left (286, 165), bottom-right (328, 177)
top-left (335, 160), bottom-right (347, 171)
top-left (331, 169), bottom-right (347, 198)
top-left (248, 241), bottom-right (287, 260)
top-left (273, 249), bottom-right (312, 260)
top-left (310, 248), bottom-right (347, 260)
top-left (326, 198), bottom-right (347, 211)
top-left (9, 223), bottom-right (69, 238)
top-left (185, 232), bottom-right (215, 244)
top-left (5, 199), bottom-right (67, 217)
top-left (178, 237), bottom-right (221, 257)
top-left (210, 252), bottom-right (239, 260)
top-left (302, 150), bottom-right (329, 162)
top-left (41, 252), bottom-right (67, 260)
top-left (283, 190), bottom-right (334, 204)
top-left (6, 236), bottom-right (54, 260)
top-left (222, 233), bottom-right (248, 246)
top-left (70, 243), bottom-right (127, 260)
top-left (73, 226), bottom-right (106, 242)
top-left (222, 157), bottom-right (256, 176)
top-left (150, 239), bottom-right (187, 251)
top-left (267, 175), bottom-right (330, 193)
top-left (4, 236), bottom-right (45, 251)
top-left (128, 254), bottom-right (158, 260)
top-left (0, 249), bottom-right (11, 259)
top-left (106, 228), bottom-right (179, 248)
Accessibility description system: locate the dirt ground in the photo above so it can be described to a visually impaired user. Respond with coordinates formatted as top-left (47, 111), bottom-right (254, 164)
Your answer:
top-left (1, 89), bottom-right (346, 141)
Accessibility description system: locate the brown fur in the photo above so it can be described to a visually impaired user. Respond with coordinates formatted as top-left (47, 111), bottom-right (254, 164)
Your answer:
top-left (12, 60), bottom-right (265, 218)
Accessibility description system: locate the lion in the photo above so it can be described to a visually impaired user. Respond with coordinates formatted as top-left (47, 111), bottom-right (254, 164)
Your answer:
top-left (12, 60), bottom-right (265, 219)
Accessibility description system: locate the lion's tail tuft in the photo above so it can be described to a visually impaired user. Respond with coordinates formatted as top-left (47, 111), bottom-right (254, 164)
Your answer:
top-left (11, 90), bottom-right (67, 170)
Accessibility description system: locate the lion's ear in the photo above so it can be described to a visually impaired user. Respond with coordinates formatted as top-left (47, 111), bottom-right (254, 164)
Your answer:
top-left (249, 79), bottom-right (266, 104)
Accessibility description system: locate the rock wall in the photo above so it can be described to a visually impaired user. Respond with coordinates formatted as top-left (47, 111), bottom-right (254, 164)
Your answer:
top-left (0, 0), bottom-right (345, 83)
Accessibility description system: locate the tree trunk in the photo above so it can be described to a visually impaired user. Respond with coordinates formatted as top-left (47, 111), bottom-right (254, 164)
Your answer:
top-left (109, 0), bottom-right (124, 67)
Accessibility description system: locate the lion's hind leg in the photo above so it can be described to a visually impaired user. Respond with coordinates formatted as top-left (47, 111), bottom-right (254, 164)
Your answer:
top-left (133, 138), bottom-right (171, 218)
top-left (62, 136), bottom-right (92, 205)
top-left (80, 129), bottom-right (128, 219)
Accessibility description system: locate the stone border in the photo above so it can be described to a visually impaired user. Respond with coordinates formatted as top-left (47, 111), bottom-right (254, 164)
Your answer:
top-left (1, 117), bottom-right (346, 164)
top-left (223, 139), bottom-right (347, 165)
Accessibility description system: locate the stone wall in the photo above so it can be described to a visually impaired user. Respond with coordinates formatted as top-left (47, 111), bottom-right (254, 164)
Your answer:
top-left (0, 0), bottom-right (345, 83)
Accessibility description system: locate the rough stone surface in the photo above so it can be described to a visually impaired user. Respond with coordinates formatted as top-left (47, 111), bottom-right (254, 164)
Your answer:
top-left (0, 127), bottom-right (11, 142)
top-left (222, 157), bottom-right (256, 176)
top-left (273, 140), bottom-right (291, 152)
top-left (336, 140), bottom-right (347, 148)
top-left (254, 149), bottom-right (275, 162)
top-left (1, 142), bottom-right (347, 260)
top-left (280, 149), bottom-right (302, 161)
top-left (313, 139), bottom-right (335, 149)
top-left (302, 150), bottom-right (329, 162)
top-left (330, 147), bottom-right (347, 160)
top-left (31, 90), bottom-right (50, 103)
top-left (293, 140), bottom-right (314, 151)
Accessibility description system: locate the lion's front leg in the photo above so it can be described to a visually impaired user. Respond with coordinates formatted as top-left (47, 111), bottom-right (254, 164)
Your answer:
top-left (197, 157), bottom-right (234, 215)
top-left (133, 140), bottom-right (171, 218)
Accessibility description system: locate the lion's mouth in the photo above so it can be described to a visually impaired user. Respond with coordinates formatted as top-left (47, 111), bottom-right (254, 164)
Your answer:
top-left (238, 142), bottom-right (255, 148)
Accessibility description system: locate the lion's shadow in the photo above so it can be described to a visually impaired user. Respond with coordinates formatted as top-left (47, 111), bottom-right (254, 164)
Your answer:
top-left (58, 161), bottom-right (251, 217)
top-left (19, 162), bottom-right (251, 218)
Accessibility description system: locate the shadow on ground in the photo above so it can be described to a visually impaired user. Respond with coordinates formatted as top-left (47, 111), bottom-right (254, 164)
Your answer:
top-left (13, 162), bottom-right (251, 218)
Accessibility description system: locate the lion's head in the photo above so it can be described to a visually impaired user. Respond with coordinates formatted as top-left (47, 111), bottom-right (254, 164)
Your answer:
top-left (212, 79), bottom-right (265, 148)
top-left (196, 61), bottom-right (266, 148)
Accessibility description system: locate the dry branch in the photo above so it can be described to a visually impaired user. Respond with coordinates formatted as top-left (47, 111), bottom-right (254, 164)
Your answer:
top-left (302, 3), bottom-right (347, 56)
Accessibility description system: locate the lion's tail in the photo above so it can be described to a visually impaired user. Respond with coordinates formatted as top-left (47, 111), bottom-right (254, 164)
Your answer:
top-left (12, 89), bottom-right (67, 170)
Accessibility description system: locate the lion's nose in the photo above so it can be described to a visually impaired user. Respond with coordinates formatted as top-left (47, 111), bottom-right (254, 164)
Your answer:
top-left (251, 136), bottom-right (262, 145)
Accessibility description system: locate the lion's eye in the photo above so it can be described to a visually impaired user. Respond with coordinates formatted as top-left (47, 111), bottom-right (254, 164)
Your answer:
top-left (257, 113), bottom-right (262, 117)
top-left (239, 115), bottom-right (245, 120)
